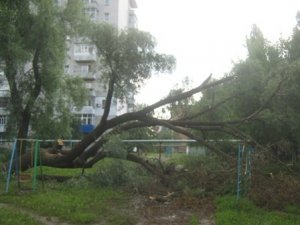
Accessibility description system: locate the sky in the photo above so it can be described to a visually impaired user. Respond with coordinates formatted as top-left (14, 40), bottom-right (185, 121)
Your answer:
top-left (134, 0), bottom-right (300, 104)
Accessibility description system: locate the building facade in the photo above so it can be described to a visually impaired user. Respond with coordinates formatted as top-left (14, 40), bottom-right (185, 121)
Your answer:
top-left (67, 0), bottom-right (138, 132)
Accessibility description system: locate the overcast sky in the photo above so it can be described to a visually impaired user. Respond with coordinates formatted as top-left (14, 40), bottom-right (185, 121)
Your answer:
top-left (134, 0), bottom-right (300, 104)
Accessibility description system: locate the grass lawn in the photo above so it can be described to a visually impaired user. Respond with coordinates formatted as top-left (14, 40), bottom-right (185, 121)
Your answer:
top-left (0, 206), bottom-right (42, 225)
top-left (1, 157), bottom-right (300, 225)
top-left (0, 185), bottom-right (136, 225)
top-left (0, 159), bottom-right (140, 225)
top-left (215, 196), bottom-right (300, 225)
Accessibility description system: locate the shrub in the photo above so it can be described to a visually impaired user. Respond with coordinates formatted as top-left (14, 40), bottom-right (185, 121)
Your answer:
top-left (169, 155), bottom-right (236, 196)
top-left (249, 172), bottom-right (300, 210)
top-left (88, 159), bottom-right (153, 191)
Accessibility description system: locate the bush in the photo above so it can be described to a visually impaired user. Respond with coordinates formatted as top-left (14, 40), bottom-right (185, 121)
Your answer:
top-left (249, 172), bottom-right (300, 210)
top-left (92, 159), bottom-right (130, 186)
top-left (88, 159), bottom-right (153, 191)
top-left (169, 155), bottom-right (236, 196)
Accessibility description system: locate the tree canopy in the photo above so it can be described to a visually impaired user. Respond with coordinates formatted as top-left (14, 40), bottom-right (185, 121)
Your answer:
top-left (0, 0), bottom-right (87, 139)
top-left (183, 24), bottom-right (300, 160)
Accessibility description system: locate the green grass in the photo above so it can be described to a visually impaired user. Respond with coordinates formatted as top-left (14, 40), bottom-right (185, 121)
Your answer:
top-left (0, 159), bottom-right (144, 224)
top-left (215, 196), bottom-right (300, 225)
top-left (0, 186), bottom-right (136, 225)
top-left (0, 206), bottom-right (42, 225)
top-left (2, 156), bottom-right (299, 225)
top-left (188, 214), bottom-right (200, 225)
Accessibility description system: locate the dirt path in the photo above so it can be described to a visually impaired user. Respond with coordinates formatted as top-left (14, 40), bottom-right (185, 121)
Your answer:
top-left (132, 194), bottom-right (216, 225)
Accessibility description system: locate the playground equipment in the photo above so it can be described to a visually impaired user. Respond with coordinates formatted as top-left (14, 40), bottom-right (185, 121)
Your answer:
top-left (5, 139), bottom-right (43, 193)
top-left (236, 143), bottom-right (254, 200)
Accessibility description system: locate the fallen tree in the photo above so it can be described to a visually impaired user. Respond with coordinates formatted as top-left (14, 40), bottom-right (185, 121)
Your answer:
top-left (12, 73), bottom-right (285, 184)
top-left (2, 12), bottom-right (290, 182)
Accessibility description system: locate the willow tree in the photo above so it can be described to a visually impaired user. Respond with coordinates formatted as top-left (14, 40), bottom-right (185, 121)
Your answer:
top-left (0, 0), bottom-right (87, 140)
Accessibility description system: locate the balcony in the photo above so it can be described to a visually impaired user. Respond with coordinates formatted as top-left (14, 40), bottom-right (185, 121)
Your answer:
top-left (128, 10), bottom-right (138, 28)
top-left (73, 52), bottom-right (97, 62)
top-left (78, 72), bottom-right (96, 81)
top-left (73, 44), bottom-right (97, 62)
top-left (72, 106), bottom-right (95, 114)
top-left (72, 68), bottom-right (97, 80)
top-left (83, 0), bottom-right (99, 8)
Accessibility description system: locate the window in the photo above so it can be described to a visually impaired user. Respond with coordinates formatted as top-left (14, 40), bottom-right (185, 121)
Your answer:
top-left (83, 0), bottom-right (97, 4)
top-left (74, 64), bottom-right (89, 74)
top-left (54, 0), bottom-right (63, 6)
top-left (102, 99), bottom-right (106, 109)
top-left (77, 114), bottom-right (93, 125)
top-left (85, 7), bottom-right (99, 20)
top-left (104, 12), bottom-right (110, 22)
top-left (64, 65), bottom-right (70, 73)
top-left (87, 97), bottom-right (95, 106)
top-left (0, 115), bottom-right (7, 125)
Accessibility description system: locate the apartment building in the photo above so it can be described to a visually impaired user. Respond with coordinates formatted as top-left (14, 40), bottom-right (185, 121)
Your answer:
top-left (68, 0), bottom-right (138, 133)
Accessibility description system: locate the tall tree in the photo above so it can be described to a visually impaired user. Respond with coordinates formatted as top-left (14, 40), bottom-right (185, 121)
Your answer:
top-left (0, 0), bottom-right (87, 140)
top-left (185, 23), bottom-right (300, 160)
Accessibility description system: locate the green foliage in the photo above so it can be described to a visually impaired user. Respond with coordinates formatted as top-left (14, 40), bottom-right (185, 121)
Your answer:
top-left (86, 158), bottom-right (152, 189)
top-left (30, 76), bottom-right (88, 139)
top-left (91, 159), bottom-right (130, 186)
top-left (0, 0), bottom-right (87, 139)
top-left (215, 196), bottom-right (300, 225)
top-left (166, 77), bottom-right (196, 119)
top-left (169, 155), bottom-right (236, 196)
top-left (0, 147), bottom-right (10, 163)
top-left (181, 22), bottom-right (300, 161)
top-left (188, 214), bottom-right (200, 225)
top-left (104, 135), bottom-right (128, 158)
top-left (89, 23), bottom-right (176, 101)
